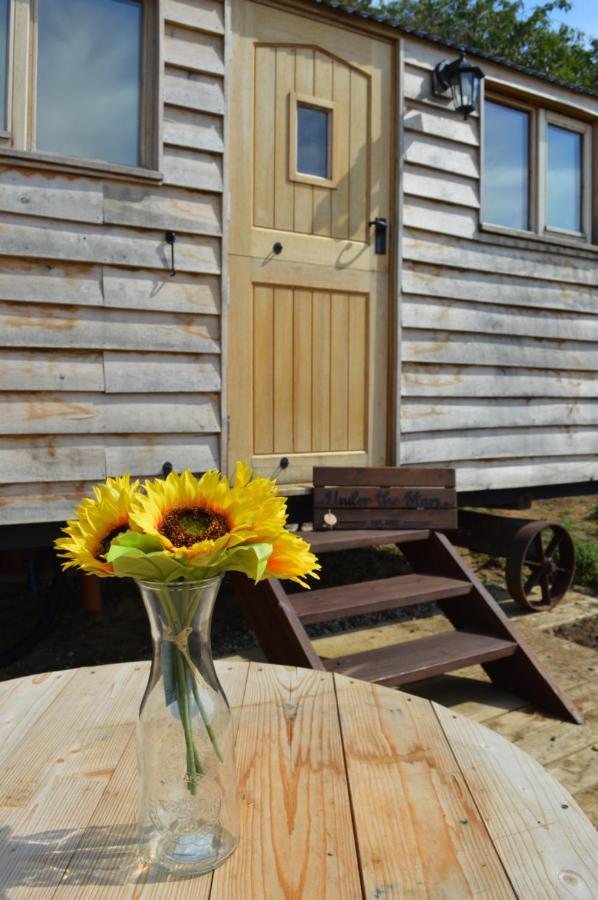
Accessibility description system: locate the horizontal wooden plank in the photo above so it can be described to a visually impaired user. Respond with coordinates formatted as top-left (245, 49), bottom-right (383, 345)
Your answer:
top-left (0, 301), bottom-right (220, 353)
top-left (103, 352), bottom-right (221, 393)
top-left (163, 106), bottom-right (224, 154)
top-left (402, 329), bottom-right (598, 371)
top-left (403, 199), bottom-right (477, 239)
top-left (453, 455), bottom-right (598, 492)
top-left (164, 24), bottom-right (224, 76)
top-left (404, 106), bottom-right (479, 146)
top-left (0, 392), bottom-right (220, 435)
top-left (102, 268), bottom-right (220, 314)
top-left (0, 350), bottom-right (104, 391)
top-left (402, 398), bottom-right (598, 433)
top-left (314, 487), bottom-right (455, 509)
top-left (404, 133), bottom-right (479, 179)
top-left (103, 182), bottom-right (221, 235)
top-left (402, 266), bottom-right (598, 315)
top-left (291, 574), bottom-right (471, 625)
top-left (0, 213), bottom-right (220, 274)
top-left (162, 147), bottom-right (223, 192)
top-left (297, 529), bottom-right (431, 553)
top-left (401, 426), bottom-right (598, 464)
top-left (403, 166), bottom-right (479, 209)
top-left (0, 437), bottom-right (106, 484)
top-left (402, 297), bottom-right (598, 342)
top-left (164, 0), bottom-right (225, 34)
top-left (313, 466), bottom-right (455, 487)
top-left (403, 234), bottom-right (598, 287)
top-left (0, 435), bottom-right (220, 487)
top-left (163, 67), bottom-right (224, 116)
top-left (402, 364), bottom-right (598, 399)
top-left (313, 508), bottom-right (457, 530)
top-left (403, 40), bottom-right (598, 117)
top-left (0, 258), bottom-right (102, 306)
top-left (404, 66), bottom-right (455, 112)
top-left (323, 631), bottom-right (515, 685)
top-left (104, 434), bottom-right (219, 478)
top-left (0, 168), bottom-right (103, 224)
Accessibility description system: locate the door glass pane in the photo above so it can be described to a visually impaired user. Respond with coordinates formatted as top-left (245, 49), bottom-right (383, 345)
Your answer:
top-left (483, 100), bottom-right (529, 230)
top-left (37, 0), bottom-right (142, 166)
top-left (547, 124), bottom-right (582, 232)
top-left (297, 104), bottom-right (329, 179)
top-left (0, 0), bottom-right (9, 129)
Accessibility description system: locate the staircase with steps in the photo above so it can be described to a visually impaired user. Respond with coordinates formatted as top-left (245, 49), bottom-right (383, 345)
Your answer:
top-left (232, 472), bottom-right (582, 724)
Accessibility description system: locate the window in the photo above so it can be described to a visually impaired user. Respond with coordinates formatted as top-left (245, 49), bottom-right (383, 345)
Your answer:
top-left (297, 104), bottom-right (330, 179)
top-left (289, 93), bottom-right (336, 187)
top-left (483, 100), bottom-right (529, 231)
top-left (0, 0), bottom-right (8, 130)
top-left (0, 0), bottom-right (157, 172)
top-left (482, 96), bottom-right (592, 242)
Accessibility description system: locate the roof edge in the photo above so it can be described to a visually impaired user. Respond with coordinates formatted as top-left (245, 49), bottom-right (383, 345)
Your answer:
top-left (306, 0), bottom-right (598, 99)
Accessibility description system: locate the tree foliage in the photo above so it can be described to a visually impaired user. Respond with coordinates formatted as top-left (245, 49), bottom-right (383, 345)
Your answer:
top-left (335, 0), bottom-right (597, 91)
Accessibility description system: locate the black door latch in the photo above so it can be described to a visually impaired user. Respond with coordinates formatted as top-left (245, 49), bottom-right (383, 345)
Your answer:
top-left (368, 217), bottom-right (389, 255)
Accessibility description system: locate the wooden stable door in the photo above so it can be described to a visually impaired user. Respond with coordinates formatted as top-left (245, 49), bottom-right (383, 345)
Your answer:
top-left (228, 0), bottom-right (394, 483)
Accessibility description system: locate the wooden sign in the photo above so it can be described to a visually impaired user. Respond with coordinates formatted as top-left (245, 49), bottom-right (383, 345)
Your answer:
top-left (313, 466), bottom-right (457, 531)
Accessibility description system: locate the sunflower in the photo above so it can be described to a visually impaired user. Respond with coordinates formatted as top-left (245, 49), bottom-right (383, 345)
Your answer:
top-left (55, 475), bottom-right (139, 577)
top-left (263, 531), bottom-right (320, 587)
top-left (129, 468), bottom-right (278, 564)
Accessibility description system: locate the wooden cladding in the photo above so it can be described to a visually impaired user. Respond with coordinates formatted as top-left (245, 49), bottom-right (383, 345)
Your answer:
top-left (253, 45), bottom-right (370, 240)
top-left (252, 286), bottom-right (368, 455)
top-left (313, 466), bottom-right (457, 530)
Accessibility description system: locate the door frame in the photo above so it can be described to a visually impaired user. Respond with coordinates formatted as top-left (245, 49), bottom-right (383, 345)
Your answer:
top-left (222, 0), bottom-right (402, 477)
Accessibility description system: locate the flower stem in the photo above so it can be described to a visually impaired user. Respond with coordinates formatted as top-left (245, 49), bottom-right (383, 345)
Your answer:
top-left (182, 652), bottom-right (224, 763)
top-left (173, 646), bottom-right (198, 794)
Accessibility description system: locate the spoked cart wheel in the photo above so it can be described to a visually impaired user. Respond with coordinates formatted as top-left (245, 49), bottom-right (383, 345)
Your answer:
top-left (505, 521), bottom-right (576, 610)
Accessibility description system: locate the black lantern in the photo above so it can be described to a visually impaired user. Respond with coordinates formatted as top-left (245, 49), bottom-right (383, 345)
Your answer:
top-left (432, 50), bottom-right (485, 119)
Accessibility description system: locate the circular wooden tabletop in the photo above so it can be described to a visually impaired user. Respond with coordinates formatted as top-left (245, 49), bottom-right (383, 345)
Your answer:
top-left (0, 661), bottom-right (596, 898)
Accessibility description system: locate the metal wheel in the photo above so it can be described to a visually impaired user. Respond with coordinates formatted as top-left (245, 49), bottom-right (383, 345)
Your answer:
top-left (505, 521), bottom-right (575, 610)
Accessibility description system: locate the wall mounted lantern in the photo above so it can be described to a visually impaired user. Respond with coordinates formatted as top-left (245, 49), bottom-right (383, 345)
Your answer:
top-left (432, 50), bottom-right (485, 119)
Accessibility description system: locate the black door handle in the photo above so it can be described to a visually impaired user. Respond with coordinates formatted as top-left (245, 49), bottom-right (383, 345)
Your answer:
top-left (368, 217), bottom-right (389, 255)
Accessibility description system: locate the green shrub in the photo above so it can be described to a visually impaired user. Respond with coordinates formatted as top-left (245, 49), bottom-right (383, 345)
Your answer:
top-left (573, 539), bottom-right (598, 591)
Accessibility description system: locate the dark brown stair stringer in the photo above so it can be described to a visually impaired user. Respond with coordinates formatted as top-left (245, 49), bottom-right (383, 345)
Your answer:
top-left (398, 531), bottom-right (583, 724)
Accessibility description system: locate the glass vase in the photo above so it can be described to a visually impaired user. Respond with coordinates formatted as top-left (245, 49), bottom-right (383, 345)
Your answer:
top-left (135, 577), bottom-right (239, 875)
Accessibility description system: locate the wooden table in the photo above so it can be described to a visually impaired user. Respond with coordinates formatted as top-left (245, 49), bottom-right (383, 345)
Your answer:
top-left (0, 661), bottom-right (596, 898)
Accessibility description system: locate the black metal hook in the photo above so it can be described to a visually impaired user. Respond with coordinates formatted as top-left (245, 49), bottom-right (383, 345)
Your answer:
top-left (165, 231), bottom-right (176, 276)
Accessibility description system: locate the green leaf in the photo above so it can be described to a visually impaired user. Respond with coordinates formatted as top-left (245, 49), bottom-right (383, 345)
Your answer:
top-left (219, 543), bottom-right (272, 582)
top-left (110, 531), bottom-right (164, 553)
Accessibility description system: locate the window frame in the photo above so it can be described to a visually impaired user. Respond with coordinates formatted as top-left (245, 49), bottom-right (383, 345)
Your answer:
top-left (288, 92), bottom-right (338, 189)
top-left (539, 108), bottom-right (592, 240)
top-left (0, 0), bottom-right (160, 179)
top-left (481, 87), bottom-right (593, 246)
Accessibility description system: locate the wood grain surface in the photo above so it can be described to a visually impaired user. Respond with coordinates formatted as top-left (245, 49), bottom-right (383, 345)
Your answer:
top-left (0, 661), bottom-right (596, 899)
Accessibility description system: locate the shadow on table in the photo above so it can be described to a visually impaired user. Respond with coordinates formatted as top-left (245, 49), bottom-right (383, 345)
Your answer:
top-left (0, 824), bottom-right (196, 895)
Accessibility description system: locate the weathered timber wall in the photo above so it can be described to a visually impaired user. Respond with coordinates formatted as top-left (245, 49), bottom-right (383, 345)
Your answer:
top-left (0, 0), bottom-right (226, 524)
top-left (400, 38), bottom-right (598, 493)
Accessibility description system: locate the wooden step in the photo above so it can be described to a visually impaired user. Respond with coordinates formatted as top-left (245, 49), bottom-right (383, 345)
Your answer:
top-left (297, 529), bottom-right (431, 554)
top-left (322, 630), bottom-right (518, 687)
top-left (291, 573), bottom-right (472, 625)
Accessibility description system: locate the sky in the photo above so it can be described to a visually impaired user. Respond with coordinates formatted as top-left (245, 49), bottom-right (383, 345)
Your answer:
top-left (532, 0), bottom-right (598, 41)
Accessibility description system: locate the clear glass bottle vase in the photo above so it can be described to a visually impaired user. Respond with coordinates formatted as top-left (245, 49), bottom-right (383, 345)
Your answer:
top-left (136, 577), bottom-right (239, 875)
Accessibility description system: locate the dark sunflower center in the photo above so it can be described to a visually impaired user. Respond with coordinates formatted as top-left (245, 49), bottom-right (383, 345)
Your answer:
top-left (96, 525), bottom-right (128, 560)
top-left (160, 506), bottom-right (229, 548)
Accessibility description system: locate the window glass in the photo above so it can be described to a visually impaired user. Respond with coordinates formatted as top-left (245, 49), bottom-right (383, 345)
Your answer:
top-left (0, 0), bottom-right (9, 129)
top-left (297, 104), bottom-right (329, 179)
top-left (547, 124), bottom-right (582, 232)
top-left (36, 0), bottom-right (142, 166)
top-left (483, 100), bottom-right (529, 230)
